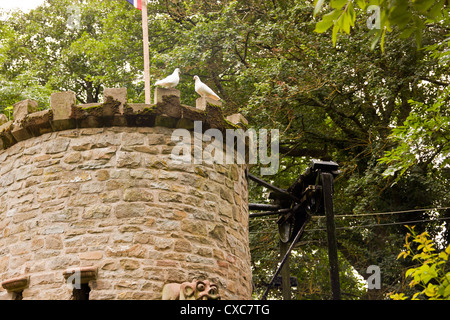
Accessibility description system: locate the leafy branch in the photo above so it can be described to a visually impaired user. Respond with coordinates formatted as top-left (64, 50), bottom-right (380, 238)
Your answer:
top-left (313, 0), bottom-right (449, 51)
top-left (391, 226), bottom-right (450, 300)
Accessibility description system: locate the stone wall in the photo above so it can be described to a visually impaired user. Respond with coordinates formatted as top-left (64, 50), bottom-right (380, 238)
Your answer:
top-left (0, 89), bottom-right (251, 300)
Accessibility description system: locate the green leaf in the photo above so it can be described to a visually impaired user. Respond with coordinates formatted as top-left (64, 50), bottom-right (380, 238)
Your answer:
top-left (347, 2), bottom-right (356, 27)
top-left (314, 0), bottom-right (326, 17)
top-left (323, 9), bottom-right (342, 21)
top-left (405, 268), bottom-right (415, 278)
top-left (389, 4), bottom-right (412, 29)
top-left (370, 31), bottom-right (382, 50)
top-left (424, 283), bottom-right (437, 297)
top-left (342, 13), bottom-right (351, 34)
top-left (314, 9), bottom-right (341, 33)
top-left (332, 23), bottom-right (339, 46)
top-left (412, 0), bottom-right (435, 13)
top-left (315, 19), bottom-right (334, 33)
top-left (400, 27), bottom-right (415, 39)
top-left (356, 0), bottom-right (367, 10)
top-left (427, 0), bottom-right (445, 20)
top-left (415, 29), bottom-right (423, 49)
top-left (390, 293), bottom-right (408, 300)
top-left (380, 27), bottom-right (386, 52)
top-left (331, 0), bottom-right (348, 9)
top-left (443, 284), bottom-right (450, 297)
top-left (412, 292), bottom-right (421, 300)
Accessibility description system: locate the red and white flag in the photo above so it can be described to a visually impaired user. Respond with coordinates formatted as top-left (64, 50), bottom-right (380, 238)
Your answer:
top-left (126, 0), bottom-right (142, 10)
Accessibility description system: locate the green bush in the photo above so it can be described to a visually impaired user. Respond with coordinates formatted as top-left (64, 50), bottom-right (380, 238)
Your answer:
top-left (390, 226), bottom-right (450, 300)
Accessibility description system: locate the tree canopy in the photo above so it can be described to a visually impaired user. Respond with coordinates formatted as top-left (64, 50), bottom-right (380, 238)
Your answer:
top-left (0, 0), bottom-right (449, 299)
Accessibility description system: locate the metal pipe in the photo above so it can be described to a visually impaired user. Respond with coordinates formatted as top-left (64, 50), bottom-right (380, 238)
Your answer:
top-left (248, 173), bottom-right (301, 203)
top-left (248, 203), bottom-right (281, 211)
top-left (260, 214), bottom-right (311, 300)
top-left (249, 208), bottom-right (292, 218)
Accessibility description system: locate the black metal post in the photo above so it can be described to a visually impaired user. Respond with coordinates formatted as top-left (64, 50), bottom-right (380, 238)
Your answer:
top-left (321, 172), bottom-right (341, 300)
top-left (280, 240), bottom-right (291, 300)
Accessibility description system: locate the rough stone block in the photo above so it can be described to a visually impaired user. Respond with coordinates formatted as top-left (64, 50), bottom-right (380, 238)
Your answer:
top-left (154, 87), bottom-right (180, 104)
top-left (111, 115), bottom-right (128, 127)
top-left (124, 103), bottom-right (156, 117)
top-left (50, 91), bottom-right (76, 130)
top-left (0, 113), bottom-right (8, 125)
top-left (196, 96), bottom-right (222, 110)
top-left (45, 137), bottom-right (70, 154)
top-left (226, 113), bottom-right (248, 126)
top-left (114, 203), bottom-right (146, 218)
top-left (116, 151), bottom-right (141, 168)
top-left (204, 104), bottom-right (226, 130)
top-left (0, 120), bottom-right (16, 150)
top-left (79, 251), bottom-right (103, 260)
top-left (23, 109), bottom-right (53, 137)
top-left (51, 91), bottom-right (76, 120)
top-left (13, 99), bottom-right (39, 122)
top-left (76, 103), bottom-right (104, 128)
top-left (176, 118), bottom-right (195, 130)
top-left (103, 88), bottom-right (127, 114)
top-left (11, 123), bottom-right (32, 142)
top-left (154, 115), bottom-right (178, 128)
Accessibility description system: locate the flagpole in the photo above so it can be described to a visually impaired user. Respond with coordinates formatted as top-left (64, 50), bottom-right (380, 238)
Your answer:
top-left (141, 0), bottom-right (151, 104)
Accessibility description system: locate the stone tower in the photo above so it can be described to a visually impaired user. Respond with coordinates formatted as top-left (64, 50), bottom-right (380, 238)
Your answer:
top-left (0, 88), bottom-right (252, 300)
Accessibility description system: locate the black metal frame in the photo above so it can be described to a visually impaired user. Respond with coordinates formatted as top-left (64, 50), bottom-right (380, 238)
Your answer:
top-left (248, 160), bottom-right (341, 300)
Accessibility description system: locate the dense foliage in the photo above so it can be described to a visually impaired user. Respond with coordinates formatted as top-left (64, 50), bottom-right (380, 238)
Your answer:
top-left (1, 0), bottom-right (449, 299)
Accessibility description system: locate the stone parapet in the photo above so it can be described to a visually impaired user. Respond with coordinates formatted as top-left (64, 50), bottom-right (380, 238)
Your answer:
top-left (0, 88), bottom-right (244, 152)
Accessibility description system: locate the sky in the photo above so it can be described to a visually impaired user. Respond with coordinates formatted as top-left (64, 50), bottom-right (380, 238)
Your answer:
top-left (0, 0), bottom-right (46, 12)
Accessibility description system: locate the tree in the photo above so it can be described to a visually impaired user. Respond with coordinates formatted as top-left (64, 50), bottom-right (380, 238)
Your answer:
top-left (0, 12), bottom-right (53, 113)
top-left (379, 87), bottom-right (450, 180)
top-left (1, 0), bottom-right (144, 105)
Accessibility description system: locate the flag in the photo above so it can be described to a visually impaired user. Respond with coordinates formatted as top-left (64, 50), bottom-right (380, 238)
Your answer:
top-left (126, 0), bottom-right (142, 11)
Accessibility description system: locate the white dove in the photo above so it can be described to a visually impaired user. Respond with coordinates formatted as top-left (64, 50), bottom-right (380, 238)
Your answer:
top-left (154, 68), bottom-right (180, 88)
top-left (194, 75), bottom-right (221, 101)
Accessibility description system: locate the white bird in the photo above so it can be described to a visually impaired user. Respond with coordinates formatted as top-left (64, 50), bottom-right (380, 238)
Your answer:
top-left (193, 75), bottom-right (221, 101)
top-left (154, 68), bottom-right (180, 88)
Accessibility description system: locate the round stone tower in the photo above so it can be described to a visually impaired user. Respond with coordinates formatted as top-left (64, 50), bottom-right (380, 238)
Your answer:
top-left (0, 88), bottom-right (252, 300)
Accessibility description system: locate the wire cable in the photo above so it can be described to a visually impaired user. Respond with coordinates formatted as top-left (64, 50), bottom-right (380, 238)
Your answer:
top-left (249, 216), bottom-right (450, 235)
top-left (306, 216), bottom-right (450, 233)
top-left (312, 206), bottom-right (450, 220)
top-left (250, 207), bottom-right (450, 222)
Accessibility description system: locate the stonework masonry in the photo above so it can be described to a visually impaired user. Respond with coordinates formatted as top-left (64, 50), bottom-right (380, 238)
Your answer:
top-left (0, 88), bottom-right (251, 300)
